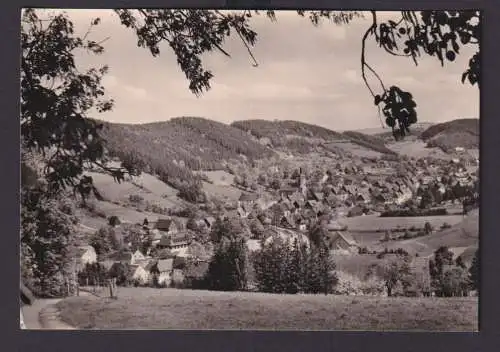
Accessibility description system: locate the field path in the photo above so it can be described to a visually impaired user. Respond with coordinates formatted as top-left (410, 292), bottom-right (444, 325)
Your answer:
top-left (22, 292), bottom-right (91, 330)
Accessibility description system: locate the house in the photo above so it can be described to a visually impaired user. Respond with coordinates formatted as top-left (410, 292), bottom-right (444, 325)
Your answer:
top-left (156, 233), bottom-right (190, 252)
top-left (327, 231), bottom-right (358, 251)
top-left (129, 264), bottom-right (150, 285)
top-left (131, 249), bottom-right (146, 265)
top-left (134, 258), bottom-right (153, 269)
top-left (238, 192), bottom-right (258, 209)
top-left (75, 245), bottom-right (97, 271)
top-left (279, 186), bottom-right (298, 199)
top-left (280, 215), bottom-right (296, 229)
top-left (325, 220), bottom-right (346, 232)
top-left (355, 193), bottom-right (368, 204)
top-left (107, 251), bottom-right (134, 265)
top-left (150, 229), bottom-right (163, 245)
top-left (150, 258), bottom-right (174, 286)
top-left (155, 218), bottom-right (179, 234)
top-left (99, 260), bottom-right (115, 272)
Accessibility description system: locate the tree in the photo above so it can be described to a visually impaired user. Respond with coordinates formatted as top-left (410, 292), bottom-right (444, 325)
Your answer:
top-left (21, 9), bottom-right (137, 198)
top-left (187, 240), bottom-right (208, 261)
top-left (78, 262), bottom-right (108, 286)
top-left (368, 256), bottom-right (412, 297)
top-left (424, 221), bottom-right (433, 235)
top-left (429, 246), bottom-right (455, 296)
top-left (89, 226), bottom-right (121, 256)
top-left (108, 215), bottom-right (121, 227)
top-left (253, 236), bottom-right (336, 294)
top-left (469, 249), bottom-right (479, 293)
top-left (21, 183), bottom-right (77, 297)
top-left (205, 236), bottom-right (248, 291)
top-left (186, 217), bottom-right (199, 232)
top-left (441, 267), bottom-right (470, 297)
top-left (108, 262), bottom-right (131, 286)
top-left (419, 189), bottom-right (434, 209)
top-left (177, 179), bottom-right (206, 203)
top-left (249, 218), bottom-right (265, 239)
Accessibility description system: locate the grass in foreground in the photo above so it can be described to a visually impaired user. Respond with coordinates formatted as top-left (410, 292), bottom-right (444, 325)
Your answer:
top-left (57, 288), bottom-right (478, 331)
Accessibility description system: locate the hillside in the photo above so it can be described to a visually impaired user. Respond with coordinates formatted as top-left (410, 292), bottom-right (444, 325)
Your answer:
top-left (420, 118), bottom-right (479, 151)
top-left (99, 117), bottom-right (275, 185)
top-left (231, 119), bottom-right (397, 156)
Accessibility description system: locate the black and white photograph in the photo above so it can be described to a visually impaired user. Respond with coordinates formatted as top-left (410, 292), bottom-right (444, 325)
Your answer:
top-left (20, 8), bottom-right (480, 331)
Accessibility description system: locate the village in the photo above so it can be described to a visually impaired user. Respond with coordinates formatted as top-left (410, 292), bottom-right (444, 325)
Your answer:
top-left (72, 144), bottom-right (479, 295)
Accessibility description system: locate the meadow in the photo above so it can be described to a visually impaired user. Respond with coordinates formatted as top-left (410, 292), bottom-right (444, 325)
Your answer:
top-left (340, 214), bottom-right (465, 232)
top-left (56, 288), bottom-right (478, 331)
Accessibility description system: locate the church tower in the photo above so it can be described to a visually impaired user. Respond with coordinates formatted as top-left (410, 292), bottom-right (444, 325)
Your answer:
top-left (299, 167), bottom-right (307, 198)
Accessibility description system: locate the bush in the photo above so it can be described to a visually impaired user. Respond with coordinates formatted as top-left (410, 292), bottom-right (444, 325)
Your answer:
top-left (108, 215), bottom-right (121, 227)
top-left (335, 271), bottom-right (385, 296)
top-left (129, 194), bottom-right (144, 204)
top-left (441, 222), bottom-right (452, 230)
top-left (358, 247), bottom-right (369, 254)
top-left (380, 208), bottom-right (448, 217)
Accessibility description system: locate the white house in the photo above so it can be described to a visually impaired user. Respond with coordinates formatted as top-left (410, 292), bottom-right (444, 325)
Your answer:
top-left (130, 249), bottom-right (146, 265)
top-left (130, 265), bottom-right (150, 285)
top-left (76, 245), bottom-right (97, 271)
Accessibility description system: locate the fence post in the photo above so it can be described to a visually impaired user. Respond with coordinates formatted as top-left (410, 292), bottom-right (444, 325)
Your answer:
top-left (109, 280), bottom-right (114, 298)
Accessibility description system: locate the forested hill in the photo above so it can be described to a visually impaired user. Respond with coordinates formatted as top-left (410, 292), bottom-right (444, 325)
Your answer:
top-left (420, 118), bottom-right (479, 151)
top-left (231, 119), bottom-right (397, 155)
top-left (231, 119), bottom-right (344, 141)
top-left (98, 117), bottom-right (276, 186)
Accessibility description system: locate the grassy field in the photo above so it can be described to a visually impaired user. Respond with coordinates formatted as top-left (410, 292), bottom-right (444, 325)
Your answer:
top-left (324, 141), bottom-right (384, 159)
top-left (87, 171), bottom-right (186, 209)
top-left (340, 214), bottom-right (465, 232)
top-left (385, 139), bottom-right (451, 159)
top-left (56, 288), bottom-right (478, 331)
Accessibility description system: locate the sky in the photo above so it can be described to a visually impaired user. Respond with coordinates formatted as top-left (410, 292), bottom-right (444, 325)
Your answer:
top-left (41, 9), bottom-right (479, 131)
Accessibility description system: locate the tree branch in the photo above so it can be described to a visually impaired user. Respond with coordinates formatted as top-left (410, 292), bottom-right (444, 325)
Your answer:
top-left (361, 11), bottom-right (386, 97)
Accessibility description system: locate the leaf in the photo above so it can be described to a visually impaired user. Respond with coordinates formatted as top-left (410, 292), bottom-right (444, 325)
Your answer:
top-left (374, 95), bottom-right (382, 105)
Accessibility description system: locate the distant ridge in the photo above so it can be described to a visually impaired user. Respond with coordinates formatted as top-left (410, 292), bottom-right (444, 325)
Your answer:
top-left (231, 119), bottom-right (396, 155)
top-left (420, 118), bottom-right (479, 151)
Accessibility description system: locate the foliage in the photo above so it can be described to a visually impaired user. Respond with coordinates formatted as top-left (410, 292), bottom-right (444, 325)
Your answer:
top-left (108, 262), bottom-right (131, 286)
top-left (89, 226), bottom-right (121, 256)
top-left (424, 221), bottom-right (433, 235)
top-left (78, 263), bottom-right (108, 286)
top-left (469, 249), bottom-right (479, 292)
top-left (367, 255), bottom-right (413, 297)
top-left (20, 9), bottom-right (137, 197)
top-left (249, 218), bottom-right (265, 239)
top-left (108, 215), bottom-right (121, 227)
top-left (252, 238), bottom-right (337, 294)
top-left (381, 208), bottom-right (448, 217)
top-left (205, 236), bottom-right (248, 291)
top-left (360, 11), bottom-right (480, 138)
top-left (441, 267), bottom-right (470, 297)
top-left (429, 246), bottom-right (458, 296)
top-left (335, 271), bottom-right (385, 296)
top-left (209, 217), bottom-right (247, 243)
top-left (21, 183), bottom-right (78, 297)
top-left (177, 178), bottom-right (207, 203)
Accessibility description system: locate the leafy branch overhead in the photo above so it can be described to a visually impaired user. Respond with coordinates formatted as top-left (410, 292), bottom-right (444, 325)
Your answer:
top-left (360, 10), bottom-right (480, 139)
